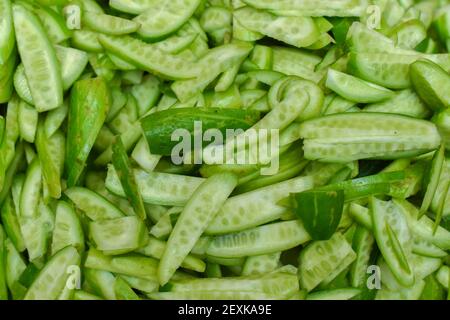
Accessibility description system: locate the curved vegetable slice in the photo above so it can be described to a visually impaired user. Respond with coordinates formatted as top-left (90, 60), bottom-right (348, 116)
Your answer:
top-left (55, 45), bottom-right (89, 91)
top-left (370, 197), bottom-right (414, 287)
top-left (90, 216), bottom-right (148, 255)
top-left (158, 173), bottom-right (237, 285)
top-left (234, 7), bottom-right (319, 48)
top-left (65, 187), bottom-right (124, 221)
top-left (299, 113), bottom-right (441, 162)
top-left (13, 64), bottom-right (33, 105)
top-left (133, 0), bottom-right (201, 39)
top-left (0, 0), bottom-right (14, 64)
top-left (34, 5), bottom-right (71, 44)
top-left (82, 12), bottom-right (140, 35)
top-left (410, 59), bottom-right (450, 111)
top-left (98, 34), bottom-right (200, 80)
top-left (106, 166), bottom-right (205, 206)
top-left (66, 78), bottom-right (110, 187)
top-left (350, 226), bottom-right (374, 288)
top-left (420, 145), bottom-right (445, 217)
top-left (298, 232), bottom-right (356, 292)
top-left (242, 0), bottom-right (369, 17)
top-left (140, 107), bottom-right (260, 156)
top-left (12, 4), bottom-right (63, 112)
top-left (24, 246), bottom-right (80, 300)
top-left (348, 52), bottom-right (450, 89)
top-left (51, 201), bottom-right (84, 255)
top-left (206, 176), bottom-right (313, 235)
top-left (206, 220), bottom-right (311, 258)
top-left (0, 45), bottom-right (16, 104)
top-left (110, 0), bottom-right (155, 14)
top-left (326, 69), bottom-right (394, 103)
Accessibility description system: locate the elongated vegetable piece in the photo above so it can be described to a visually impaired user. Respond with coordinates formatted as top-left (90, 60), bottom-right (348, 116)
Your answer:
top-left (112, 137), bottom-right (146, 220)
top-left (370, 197), bottom-right (414, 287)
top-left (24, 246), bottom-right (80, 300)
top-left (242, 0), bottom-right (369, 17)
top-left (82, 12), bottom-right (139, 36)
top-left (410, 59), bottom-right (450, 111)
top-left (420, 145), bottom-right (445, 217)
top-left (133, 0), bottom-right (201, 39)
top-left (51, 201), bottom-right (84, 255)
top-left (66, 78), bottom-right (110, 187)
top-left (141, 107), bottom-right (260, 156)
top-left (299, 113), bottom-right (441, 162)
top-left (98, 34), bottom-right (200, 80)
top-left (326, 69), bottom-right (394, 103)
top-left (234, 7), bottom-right (319, 48)
top-left (159, 173), bottom-right (237, 285)
top-left (13, 4), bottom-right (63, 112)
top-left (90, 216), bottom-right (148, 255)
top-left (0, 0), bottom-right (14, 65)
top-left (207, 176), bottom-right (313, 234)
top-left (65, 187), bottom-right (124, 221)
top-left (298, 232), bottom-right (356, 292)
top-left (206, 220), bottom-right (310, 258)
top-left (106, 166), bottom-right (205, 206)
top-left (348, 52), bottom-right (450, 89)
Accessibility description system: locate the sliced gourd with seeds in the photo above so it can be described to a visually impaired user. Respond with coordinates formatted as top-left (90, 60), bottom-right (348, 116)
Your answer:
top-left (158, 173), bottom-right (237, 285)
top-left (133, 0), bottom-right (201, 39)
top-left (12, 4), bottom-right (63, 112)
top-left (24, 246), bottom-right (80, 300)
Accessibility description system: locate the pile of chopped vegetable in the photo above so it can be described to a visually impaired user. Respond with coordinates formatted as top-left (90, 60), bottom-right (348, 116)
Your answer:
top-left (0, 0), bottom-right (449, 300)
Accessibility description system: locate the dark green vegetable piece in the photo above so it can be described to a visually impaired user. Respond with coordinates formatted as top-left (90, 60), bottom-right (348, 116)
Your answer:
top-left (140, 107), bottom-right (260, 156)
top-left (319, 171), bottom-right (405, 201)
top-left (66, 78), bottom-right (110, 187)
top-left (294, 190), bottom-right (344, 240)
top-left (111, 136), bottom-right (146, 220)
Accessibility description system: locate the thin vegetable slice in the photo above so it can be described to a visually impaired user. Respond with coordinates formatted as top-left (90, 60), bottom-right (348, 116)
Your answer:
top-left (158, 173), bottom-right (237, 285)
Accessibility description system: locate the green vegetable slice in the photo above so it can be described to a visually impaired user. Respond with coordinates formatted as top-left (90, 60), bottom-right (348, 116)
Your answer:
top-left (234, 7), bottom-right (320, 48)
top-left (370, 197), bottom-right (414, 287)
top-left (326, 69), bottom-right (394, 103)
top-left (112, 137), bottom-right (146, 220)
top-left (12, 4), bottom-right (63, 112)
top-left (51, 201), bottom-right (84, 255)
top-left (82, 12), bottom-right (140, 35)
top-left (141, 107), bottom-right (260, 156)
top-left (89, 216), bottom-right (148, 255)
top-left (159, 173), bottom-right (237, 284)
top-left (294, 190), bottom-right (344, 240)
top-left (0, 0), bottom-right (14, 65)
top-left (133, 0), bottom-right (201, 39)
top-left (66, 78), bottom-right (110, 187)
top-left (24, 246), bottom-right (80, 300)
top-left (98, 34), bottom-right (201, 80)
top-left (410, 59), bottom-right (450, 111)
top-left (206, 220), bottom-right (311, 258)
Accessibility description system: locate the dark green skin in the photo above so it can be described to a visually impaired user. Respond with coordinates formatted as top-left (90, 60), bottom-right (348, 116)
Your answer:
top-left (140, 107), bottom-right (260, 156)
top-left (410, 59), bottom-right (450, 111)
top-left (294, 189), bottom-right (344, 241)
top-left (66, 78), bottom-right (110, 187)
top-left (18, 263), bottom-right (40, 288)
top-left (319, 171), bottom-right (405, 202)
top-left (111, 136), bottom-right (146, 220)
